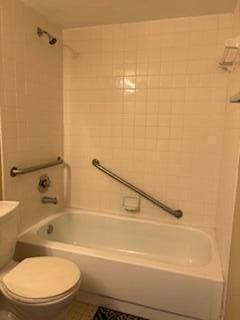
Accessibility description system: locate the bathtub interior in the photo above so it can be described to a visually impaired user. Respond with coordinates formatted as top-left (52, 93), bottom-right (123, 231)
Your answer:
top-left (37, 212), bottom-right (212, 268)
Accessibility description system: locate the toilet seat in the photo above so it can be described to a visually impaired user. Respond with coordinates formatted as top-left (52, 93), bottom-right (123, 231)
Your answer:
top-left (1, 281), bottom-right (80, 305)
top-left (1, 257), bottom-right (81, 304)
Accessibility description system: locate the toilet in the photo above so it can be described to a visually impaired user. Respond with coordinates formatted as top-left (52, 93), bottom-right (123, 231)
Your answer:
top-left (0, 201), bottom-right (81, 320)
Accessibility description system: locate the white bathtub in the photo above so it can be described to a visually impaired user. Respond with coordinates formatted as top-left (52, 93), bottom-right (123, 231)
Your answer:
top-left (15, 209), bottom-right (224, 320)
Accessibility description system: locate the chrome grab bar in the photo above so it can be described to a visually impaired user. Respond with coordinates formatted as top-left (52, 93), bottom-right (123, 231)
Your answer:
top-left (92, 159), bottom-right (183, 219)
top-left (10, 157), bottom-right (64, 177)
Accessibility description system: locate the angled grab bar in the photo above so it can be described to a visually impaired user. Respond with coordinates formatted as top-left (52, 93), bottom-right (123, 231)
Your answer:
top-left (10, 157), bottom-right (64, 177)
top-left (92, 159), bottom-right (183, 219)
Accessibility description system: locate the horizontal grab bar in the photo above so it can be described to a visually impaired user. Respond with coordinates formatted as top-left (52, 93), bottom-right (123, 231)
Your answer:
top-left (10, 157), bottom-right (64, 177)
top-left (92, 159), bottom-right (183, 219)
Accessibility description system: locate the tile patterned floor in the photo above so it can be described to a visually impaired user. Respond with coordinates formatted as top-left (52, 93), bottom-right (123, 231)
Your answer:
top-left (67, 301), bottom-right (148, 320)
top-left (67, 301), bottom-right (98, 320)
top-left (0, 300), bottom-right (147, 320)
top-left (93, 307), bottom-right (147, 320)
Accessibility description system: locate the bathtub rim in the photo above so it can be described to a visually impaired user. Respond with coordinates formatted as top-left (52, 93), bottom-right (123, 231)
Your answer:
top-left (24, 206), bottom-right (217, 240)
top-left (16, 207), bottom-right (224, 283)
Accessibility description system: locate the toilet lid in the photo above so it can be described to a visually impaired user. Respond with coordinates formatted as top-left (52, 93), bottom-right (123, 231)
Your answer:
top-left (2, 257), bottom-right (80, 299)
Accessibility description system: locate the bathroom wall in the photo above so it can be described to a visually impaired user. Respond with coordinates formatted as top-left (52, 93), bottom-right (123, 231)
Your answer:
top-left (224, 161), bottom-right (240, 320)
top-left (0, 0), bottom-right (63, 231)
top-left (63, 14), bottom-right (232, 227)
top-left (216, 0), bottom-right (240, 280)
top-left (222, 3), bottom-right (240, 303)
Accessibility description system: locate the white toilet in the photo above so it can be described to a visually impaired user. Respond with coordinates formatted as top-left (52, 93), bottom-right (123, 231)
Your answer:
top-left (0, 201), bottom-right (81, 320)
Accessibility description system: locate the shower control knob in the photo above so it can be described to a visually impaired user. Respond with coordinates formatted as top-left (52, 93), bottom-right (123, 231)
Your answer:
top-left (38, 175), bottom-right (51, 193)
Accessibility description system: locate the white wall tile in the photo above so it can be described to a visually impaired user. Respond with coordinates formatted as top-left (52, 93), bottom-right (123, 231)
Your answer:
top-left (63, 14), bottom-right (232, 228)
top-left (0, 0), bottom-right (63, 231)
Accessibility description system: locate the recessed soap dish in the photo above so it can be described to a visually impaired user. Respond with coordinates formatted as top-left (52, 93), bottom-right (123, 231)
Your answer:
top-left (230, 91), bottom-right (240, 103)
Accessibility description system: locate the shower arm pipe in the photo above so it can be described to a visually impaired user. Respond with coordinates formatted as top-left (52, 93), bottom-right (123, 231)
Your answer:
top-left (10, 157), bottom-right (64, 177)
top-left (92, 159), bottom-right (183, 219)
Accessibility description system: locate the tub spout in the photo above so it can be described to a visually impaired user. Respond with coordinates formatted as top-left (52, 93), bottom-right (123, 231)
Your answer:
top-left (42, 196), bottom-right (58, 205)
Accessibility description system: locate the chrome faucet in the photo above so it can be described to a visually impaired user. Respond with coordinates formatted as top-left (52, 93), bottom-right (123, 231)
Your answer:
top-left (42, 196), bottom-right (58, 205)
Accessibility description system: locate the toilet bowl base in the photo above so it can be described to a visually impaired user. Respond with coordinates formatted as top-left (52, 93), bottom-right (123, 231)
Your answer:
top-left (0, 311), bottom-right (19, 320)
top-left (7, 299), bottom-right (70, 320)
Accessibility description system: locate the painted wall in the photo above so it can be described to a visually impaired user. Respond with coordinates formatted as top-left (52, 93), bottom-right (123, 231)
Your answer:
top-left (0, 0), bottom-right (63, 231)
top-left (225, 162), bottom-right (240, 319)
top-left (63, 14), bottom-right (232, 228)
top-left (216, 0), bottom-right (240, 280)
top-left (217, 1), bottom-right (240, 318)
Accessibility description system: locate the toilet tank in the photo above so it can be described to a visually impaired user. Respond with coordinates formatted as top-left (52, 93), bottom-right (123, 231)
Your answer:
top-left (0, 202), bottom-right (19, 269)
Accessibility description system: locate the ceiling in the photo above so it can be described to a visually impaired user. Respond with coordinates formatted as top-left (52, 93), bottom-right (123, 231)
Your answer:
top-left (22, 0), bottom-right (237, 29)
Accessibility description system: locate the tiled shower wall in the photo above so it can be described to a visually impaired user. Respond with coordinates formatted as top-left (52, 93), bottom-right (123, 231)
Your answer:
top-left (0, 0), bottom-right (63, 231)
top-left (63, 14), bottom-right (232, 227)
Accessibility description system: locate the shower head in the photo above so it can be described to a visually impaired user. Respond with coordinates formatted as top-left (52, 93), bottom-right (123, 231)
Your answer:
top-left (49, 36), bottom-right (57, 45)
top-left (37, 27), bottom-right (57, 46)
